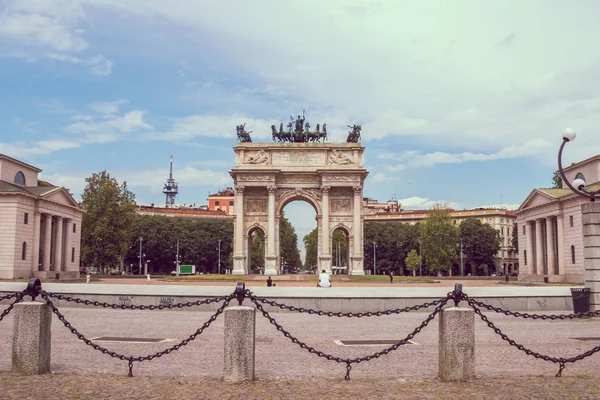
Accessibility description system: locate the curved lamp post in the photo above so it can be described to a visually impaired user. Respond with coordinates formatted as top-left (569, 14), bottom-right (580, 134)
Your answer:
top-left (558, 128), bottom-right (598, 202)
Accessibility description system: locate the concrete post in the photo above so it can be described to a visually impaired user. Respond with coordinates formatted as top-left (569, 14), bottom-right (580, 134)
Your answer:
top-left (223, 305), bottom-right (255, 382)
top-left (582, 202), bottom-right (600, 311)
top-left (439, 307), bottom-right (474, 382)
top-left (12, 302), bottom-right (52, 375)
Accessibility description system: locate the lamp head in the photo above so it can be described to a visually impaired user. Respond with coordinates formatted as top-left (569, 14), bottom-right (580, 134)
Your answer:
top-left (563, 128), bottom-right (576, 142)
top-left (572, 178), bottom-right (586, 190)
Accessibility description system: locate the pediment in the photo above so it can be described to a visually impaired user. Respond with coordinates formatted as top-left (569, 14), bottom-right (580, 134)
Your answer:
top-left (43, 188), bottom-right (80, 208)
top-left (518, 190), bottom-right (556, 211)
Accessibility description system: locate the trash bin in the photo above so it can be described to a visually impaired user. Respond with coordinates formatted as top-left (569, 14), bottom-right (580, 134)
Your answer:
top-left (55, 273), bottom-right (60, 280)
top-left (571, 287), bottom-right (590, 314)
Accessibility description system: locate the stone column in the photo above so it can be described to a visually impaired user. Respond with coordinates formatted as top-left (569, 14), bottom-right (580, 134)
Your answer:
top-left (535, 219), bottom-right (544, 275)
top-left (42, 214), bottom-right (52, 272)
top-left (12, 302), bottom-right (52, 374)
top-left (319, 186), bottom-right (331, 274)
top-left (582, 203), bottom-right (600, 311)
top-left (546, 217), bottom-right (556, 276)
top-left (53, 216), bottom-right (63, 274)
top-left (64, 219), bottom-right (73, 271)
top-left (526, 221), bottom-right (534, 275)
top-left (32, 212), bottom-right (41, 272)
top-left (439, 307), bottom-right (475, 381)
top-left (264, 186), bottom-right (277, 275)
top-left (351, 186), bottom-right (364, 275)
top-left (232, 186), bottom-right (246, 275)
top-left (557, 215), bottom-right (566, 276)
top-left (223, 305), bottom-right (255, 382)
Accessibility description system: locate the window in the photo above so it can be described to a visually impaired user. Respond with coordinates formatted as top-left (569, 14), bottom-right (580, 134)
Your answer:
top-left (501, 218), bottom-right (504, 223)
top-left (215, 201), bottom-right (220, 206)
top-left (21, 242), bottom-right (27, 260)
top-left (575, 172), bottom-right (586, 182)
top-left (24, 212), bottom-right (28, 224)
top-left (523, 225), bottom-right (526, 235)
top-left (571, 245), bottom-right (576, 264)
top-left (524, 250), bottom-right (527, 265)
top-left (229, 201), bottom-right (234, 206)
top-left (570, 216), bottom-right (574, 227)
top-left (501, 227), bottom-right (504, 237)
top-left (73, 223), bottom-right (76, 233)
top-left (488, 217), bottom-right (493, 224)
top-left (71, 247), bottom-right (75, 263)
top-left (14, 171), bottom-right (26, 185)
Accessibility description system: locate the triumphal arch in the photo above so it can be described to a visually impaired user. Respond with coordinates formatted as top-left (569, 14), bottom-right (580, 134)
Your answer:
top-left (230, 116), bottom-right (368, 275)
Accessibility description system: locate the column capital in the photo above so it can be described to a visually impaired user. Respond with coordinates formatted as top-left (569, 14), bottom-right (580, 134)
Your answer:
top-left (352, 186), bottom-right (362, 194)
top-left (235, 185), bottom-right (245, 194)
top-left (267, 186), bottom-right (277, 195)
top-left (321, 186), bottom-right (331, 194)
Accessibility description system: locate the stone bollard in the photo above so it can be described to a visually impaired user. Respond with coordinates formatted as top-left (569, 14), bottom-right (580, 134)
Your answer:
top-left (438, 307), bottom-right (474, 381)
top-left (12, 301), bottom-right (52, 375)
top-left (223, 305), bottom-right (255, 382)
top-left (582, 202), bottom-right (600, 311)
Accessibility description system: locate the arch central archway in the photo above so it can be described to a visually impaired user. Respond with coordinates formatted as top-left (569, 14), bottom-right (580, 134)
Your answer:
top-left (230, 142), bottom-right (368, 275)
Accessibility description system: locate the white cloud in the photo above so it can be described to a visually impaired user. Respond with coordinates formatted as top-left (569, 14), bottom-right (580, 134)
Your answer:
top-left (122, 167), bottom-right (232, 191)
top-left (157, 114), bottom-right (277, 141)
top-left (371, 172), bottom-right (392, 183)
top-left (399, 196), bottom-right (460, 210)
top-left (88, 54), bottom-right (113, 76)
top-left (475, 204), bottom-right (521, 211)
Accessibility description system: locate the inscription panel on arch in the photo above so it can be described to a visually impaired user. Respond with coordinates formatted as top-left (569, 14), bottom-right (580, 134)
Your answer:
top-left (272, 151), bottom-right (326, 166)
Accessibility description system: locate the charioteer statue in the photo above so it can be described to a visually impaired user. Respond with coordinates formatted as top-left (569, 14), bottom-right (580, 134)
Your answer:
top-left (271, 111), bottom-right (327, 143)
top-left (236, 123), bottom-right (252, 143)
top-left (346, 124), bottom-right (361, 143)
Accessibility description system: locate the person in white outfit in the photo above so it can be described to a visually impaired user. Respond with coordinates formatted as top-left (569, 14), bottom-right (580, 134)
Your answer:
top-left (318, 269), bottom-right (331, 288)
top-left (86, 274), bottom-right (90, 284)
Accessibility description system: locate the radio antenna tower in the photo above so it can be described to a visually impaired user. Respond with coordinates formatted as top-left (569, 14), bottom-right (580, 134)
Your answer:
top-left (163, 155), bottom-right (178, 208)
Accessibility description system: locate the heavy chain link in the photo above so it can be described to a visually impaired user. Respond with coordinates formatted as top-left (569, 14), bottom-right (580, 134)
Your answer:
top-left (43, 291), bottom-right (232, 310)
top-left (249, 292), bottom-right (447, 317)
top-left (0, 292), bottom-right (24, 322)
top-left (465, 295), bottom-right (600, 377)
top-left (249, 291), bottom-right (451, 380)
top-left (463, 293), bottom-right (600, 320)
top-left (41, 291), bottom-right (235, 377)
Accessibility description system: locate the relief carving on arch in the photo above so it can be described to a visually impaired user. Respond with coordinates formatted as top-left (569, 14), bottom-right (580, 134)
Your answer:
top-left (243, 187), bottom-right (266, 196)
top-left (246, 199), bottom-right (267, 213)
top-left (278, 175), bottom-right (319, 184)
top-left (331, 199), bottom-right (351, 212)
top-left (237, 175), bottom-right (274, 182)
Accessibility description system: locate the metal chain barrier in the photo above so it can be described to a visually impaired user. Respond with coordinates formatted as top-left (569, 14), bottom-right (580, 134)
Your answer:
top-left (40, 290), bottom-right (235, 377)
top-left (43, 291), bottom-right (233, 310)
top-left (464, 294), bottom-right (600, 377)
top-left (248, 289), bottom-right (452, 380)
top-left (0, 292), bottom-right (24, 323)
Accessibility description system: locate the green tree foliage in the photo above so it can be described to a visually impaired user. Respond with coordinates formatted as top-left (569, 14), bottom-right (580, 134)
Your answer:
top-left (405, 249), bottom-right (421, 276)
top-left (249, 229), bottom-right (265, 274)
top-left (124, 215), bottom-right (233, 274)
top-left (419, 203), bottom-right (459, 275)
top-left (303, 228), bottom-right (318, 270)
top-left (511, 222), bottom-right (518, 253)
top-left (459, 218), bottom-right (500, 272)
top-left (81, 171), bottom-right (137, 274)
top-left (332, 229), bottom-right (349, 270)
top-left (279, 213), bottom-right (302, 272)
top-left (364, 221), bottom-right (420, 275)
top-left (552, 170), bottom-right (562, 189)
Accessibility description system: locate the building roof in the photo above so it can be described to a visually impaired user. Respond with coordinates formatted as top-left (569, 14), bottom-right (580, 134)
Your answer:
top-left (0, 153), bottom-right (42, 172)
top-left (0, 180), bottom-right (58, 196)
top-left (208, 187), bottom-right (235, 197)
top-left (563, 154), bottom-right (600, 172)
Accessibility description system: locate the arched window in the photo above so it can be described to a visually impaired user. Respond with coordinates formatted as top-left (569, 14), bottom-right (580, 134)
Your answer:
top-left (524, 250), bottom-right (527, 265)
top-left (575, 172), bottom-right (586, 182)
top-left (571, 245), bottom-right (576, 264)
top-left (71, 247), bottom-right (75, 263)
top-left (14, 171), bottom-right (26, 185)
top-left (21, 242), bottom-right (27, 260)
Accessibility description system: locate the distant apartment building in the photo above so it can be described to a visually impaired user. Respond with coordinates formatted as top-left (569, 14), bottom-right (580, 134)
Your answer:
top-left (516, 154), bottom-right (600, 283)
top-left (365, 204), bottom-right (518, 274)
top-left (136, 204), bottom-right (231, 220)
top-left (207, 187), bottom-right (235, 215)
top-left (0, 154), bottom-right (83, 279)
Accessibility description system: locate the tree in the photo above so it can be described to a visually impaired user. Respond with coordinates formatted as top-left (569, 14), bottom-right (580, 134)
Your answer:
top-left (250, 229), bottom-right (265, 274)
top-left (459, 218), bottom-right (500, 274)
top-left (405, 249), bottom-right (420, 276)
top-left (279, 213), bottom-right (302, 272)
top-left (511, 222), bottom-right (518, 253)
top-left (419, 202), bottom-right (459, 275)
top-left (552, 170), bottom-right (562, 189)
top-left (332, 229), bottom-right (349, 271)
top-left (81, 171), bottom-right (137, 274)
top-left (303, 228), bottom-right (318, 271)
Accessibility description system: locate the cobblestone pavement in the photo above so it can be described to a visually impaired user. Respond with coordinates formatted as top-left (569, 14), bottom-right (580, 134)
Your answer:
top-left (2, 301), bottom-right (600, 398)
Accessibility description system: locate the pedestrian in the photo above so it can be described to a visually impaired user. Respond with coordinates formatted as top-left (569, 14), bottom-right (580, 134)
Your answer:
top-left (267, 276), bottom-right (273, 287)
top-left (317, 269), bottom-right (331, 288)
top-left (146, 274), bottom-right (151, 284)
top-left (86, 273), bottom-right (90, 284)
top-left (388, 270), bottom-right (393, 283)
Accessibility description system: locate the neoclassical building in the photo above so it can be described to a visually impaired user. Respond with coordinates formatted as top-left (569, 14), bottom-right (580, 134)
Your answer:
top-left (0, 154), bottom-right (83, 279)
top-left (516, 154), bottom-right (600, 283)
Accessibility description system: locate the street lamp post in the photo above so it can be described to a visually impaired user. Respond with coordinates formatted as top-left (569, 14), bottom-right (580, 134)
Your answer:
top-left (460, 239), bottom-right (464, 276)
top-left (373, 242), bottom-right (377, 276)
top-left (217, 239), bottom-right (222, 275)
top-left (138, 237), bottom-right (143, 276)
top-left (558, 128), bottom-right (599, 202)
top-left (175, 239), bottom-right (180, 277)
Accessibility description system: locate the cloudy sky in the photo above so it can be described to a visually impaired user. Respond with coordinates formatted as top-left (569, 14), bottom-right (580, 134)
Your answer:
top-left (2, 0), bottom-right (600, 257)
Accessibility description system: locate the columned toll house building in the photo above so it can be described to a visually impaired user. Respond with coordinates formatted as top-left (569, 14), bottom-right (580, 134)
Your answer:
top-left (516, 154), bottom-right (600, 283)
top-left (0, 154), bottom-right (83, 279)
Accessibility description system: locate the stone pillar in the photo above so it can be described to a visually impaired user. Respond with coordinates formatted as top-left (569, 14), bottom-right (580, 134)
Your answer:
top-left (439, 307), bottom-right (474, 381)
top-left (64, 219), bottom-right (73, 271)
top-left (53, 216), bottom-right (63, 274)
top-left (351, 186), bottom-right (364, 275)
top-left (535, 219), bottom-right (544, 275)
top-left (557, 215), bottom-right (566, 276)
top-left (232, 186), bottom-right (246, 275)
top-left (12, 302), bottom-right (52, 375)
top-left (546, 217), bottom-right (556, 276)
top-left (319, 186), bottom-right (331, 274)
top-left (264, 186), bottom-right (277, 275)
top-left (526, 221), bottom-right (534, 275)
top-left (32, 212), bottom-right (41, 272)
top-left (42, 214), bottom-right (52, 272)
top-left (223, 305), bottom-right (255, 382)
top-left (582, 203), bottom-right (600, 311)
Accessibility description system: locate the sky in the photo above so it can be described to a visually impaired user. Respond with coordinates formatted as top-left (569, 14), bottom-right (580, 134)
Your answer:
top-left (2, 0), bottom-right (600, 260)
